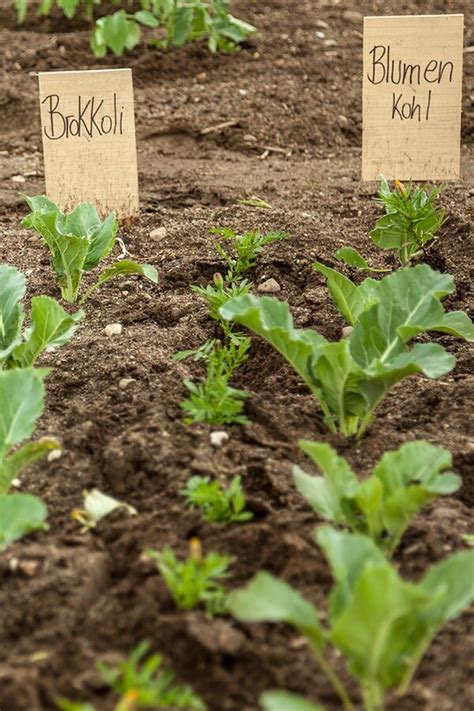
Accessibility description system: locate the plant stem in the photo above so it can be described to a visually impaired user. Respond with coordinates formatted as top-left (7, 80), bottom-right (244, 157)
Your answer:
top-left (362, 682), bottom-right (384, 711)
top-left (312, 648), bottom-right (355, 711)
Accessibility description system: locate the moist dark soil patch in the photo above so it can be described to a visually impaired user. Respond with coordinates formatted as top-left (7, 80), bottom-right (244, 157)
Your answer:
top-left (0, 0), bottom-right (473, 710)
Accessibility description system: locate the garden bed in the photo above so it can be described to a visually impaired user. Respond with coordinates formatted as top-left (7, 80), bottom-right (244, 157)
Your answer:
top-left (0, 0), bottom-right (473, 709)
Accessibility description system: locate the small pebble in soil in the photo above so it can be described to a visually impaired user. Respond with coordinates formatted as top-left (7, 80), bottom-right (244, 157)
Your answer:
top-left (150, 227), bottom-right (167, 240)
top-left (258, 278), bottom-right (281, 293)
top-left (11, 175), bottom-right (25, 183)
top-left (47, 449), bottom-right (62, 463)
top-left (343, 9), bottom-right (363, 22)
top-left (119, 378), bottom-right (136, 390)
top-left (243, 134), bottom-right (257, 143)
top-left (210, 431), bottom-right (229, 448)
top-left (104, 323), bottom-right (122, 336)
top-left (342, 326), bottom-right (353, 339)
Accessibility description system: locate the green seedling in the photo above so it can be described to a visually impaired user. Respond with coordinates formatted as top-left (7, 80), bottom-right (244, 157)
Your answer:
top-left (57, 640), bottom-right (206, 710)
top-left (91, 0), bottom-right (256, 57)
top-left (22, 196), bottom-right (157, 303)
top-left (181, 475), bottom-right (253, 523)
top-left (230, 527), bottom-right (474, 711)
top-left (180, 339), bottom-right (250, 425)
top-left (338, 178), bottom-right (446, 271)
top-left (191, 274), bottom-right (252, 339)
top-left (220, 264), bottom-right (473, 437)
top-left (72, 489), bottom-right (137, 532)
top-left (0, 265), bottom-right (84, 369)
top-left (147, 539), bottom-right (232, 615)
top-left (371, 178), bottom-right (446, 265)
top-left (0, 368), bottom-right (59, 494)
top-left (238, 197), bottom-right (273, 209)
top-left (210, 227), bottom-right (286, 283)
top-left (294, 440), bottom-right (461, 557)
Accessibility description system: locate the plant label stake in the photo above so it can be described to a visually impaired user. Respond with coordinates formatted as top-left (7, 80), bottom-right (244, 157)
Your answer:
top-left (362, 14), bottom-right (464, 181)
top-left (38, 68), bottom-right (139, 218)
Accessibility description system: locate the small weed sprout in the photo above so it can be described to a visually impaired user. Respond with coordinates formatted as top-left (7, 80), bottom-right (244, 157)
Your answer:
top-left (147, 539), bottom-right (233, 615)
top-left (181, 475), bottom-right (253, 523)
top-left (56, 640), bottom-right (206, 710)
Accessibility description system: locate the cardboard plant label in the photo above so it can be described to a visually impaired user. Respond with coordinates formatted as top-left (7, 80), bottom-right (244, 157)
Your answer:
top-left (362, 14), bottom-right (464, 181)
top-left (38, 68), bottom-right (139, 217)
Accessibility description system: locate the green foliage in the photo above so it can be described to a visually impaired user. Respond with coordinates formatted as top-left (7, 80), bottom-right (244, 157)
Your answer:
top-left (220, 264), bottom-right (474, 437)
top-left (90, 0), bottom-right (256, 57)
top-left (22, 196), bottom-right (157, 303)
top-left (210, 227), bottom-right (286, 283)
top-left (15, 0), bottom-right (100, 24)
top-left (98, 640), bottom-right (207, 709)
top-left (178, 227), bottom-right (285, 426)
top-left (294, 440), bottom-right (461, 556)
top-left (370, 177), bottom-right (446, 266)
top-left (230, 527), bottom-right (474, 711)
top-left (0, 368), bottom-right (59, 494)
top-left (57, 640), bottom-right (206, 710)
top-left (0, 265), bottom-right (83, 369)
top-left (334, 246), bottom-right (388, 274)
top-left (181, 338), bottom-right (250, 425)
top-left (147, 544), bottom-right (233, 615)
top-left (0, 493), bottom-right (48, 551)
top-left (181, 475), bottom-right (253, 523)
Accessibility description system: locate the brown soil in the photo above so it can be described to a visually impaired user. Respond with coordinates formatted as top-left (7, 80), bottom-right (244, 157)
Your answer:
top-left (0, 1), bottom-right (473, 710)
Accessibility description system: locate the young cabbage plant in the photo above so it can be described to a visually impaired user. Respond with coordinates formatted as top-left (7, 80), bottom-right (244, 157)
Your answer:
top-left (0, 265), bottom-right (83, 369)
top-left (335, 178), bottom-right (445, 271)
top-left (147, 539), bottom-right (232, 615)
top-left (57, 640), bottom-right (206, 710)
top-left (181, 474), bottom-right (253, 523)
top-left (220, 264), bottom-right (474, 437)
top-left (370, 177), bottom-right (446, 266)
top-left (0, 368), bottom-right (59, 494)
top-left (22, 196), bottom-right (158, 303)
top-left (229, 527), bottom-right (474, 711)
top-left (294, 440), bottom-right (461, 557)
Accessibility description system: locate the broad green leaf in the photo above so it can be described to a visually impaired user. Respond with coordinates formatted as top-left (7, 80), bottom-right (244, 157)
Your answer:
top-left (373, 441), bottom-right (460, 496)
top-left (14, 0), bottom-right (27, 23)
top-left (316, 526), bottom-right (384, 618)
top-left (63, 202), bottom-right (100, 240)
top-left (0, 493), bottom-right (48, 550)
top-left (313, 263), bottom-right (378, 326)
top-left (420, 550), bottom-right (474, 623)
top-left (335, 247), bottom-right (370, 271)
top-left (219, 294), bottom-right (326, 400)
top-left (0, 439), bottom-right (59, 494)
top-left (229, 571), bottom-right (324, 650)
top-left (81, 260), bottom-right (158, 302)
top-left (350, 265), bottom-right (457, 369)
top-left (82, 212), bottom-right (118, 271)
top-left (134, 9), bottom-right (160, 27)
top-left (23, 194), bottom-right (58, 215)
top-left (0, 368), bottom-right (47, 461)
top-left (260, 691), bottom-right (324, 711)
top-left (100, 10), bottom-right (132, 55)
top-left (11, 297), bottom-right (84, 368)
top-left (0, 265), bottom-right (25, 363)
top-left (353, 477), bottom-right (384, 541)
top-left (427, 310), bottom-right (474, 342)
top-left (331, 561), bottom-right (432, 688)
top-left (294, 441), bottom-right (359, 523)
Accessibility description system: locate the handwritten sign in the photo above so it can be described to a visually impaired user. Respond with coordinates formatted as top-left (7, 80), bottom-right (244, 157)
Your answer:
top-left (38, 68), bottom-right (139, 217)
top-left (362, 14), bottom-right (464, 181)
